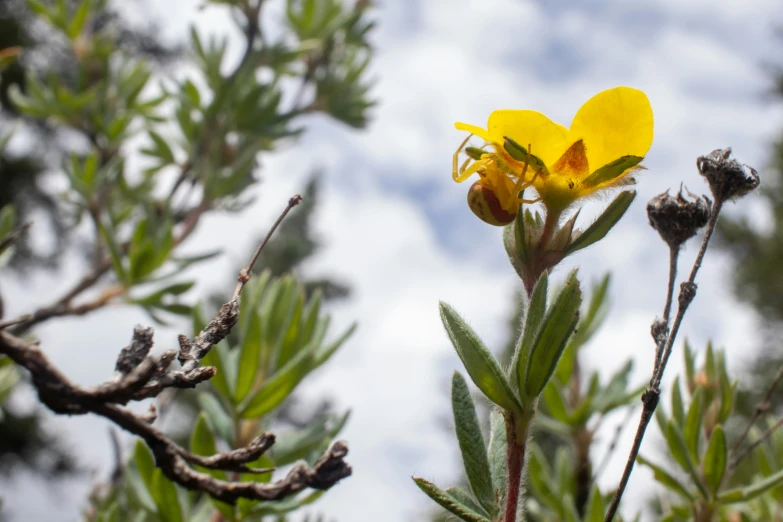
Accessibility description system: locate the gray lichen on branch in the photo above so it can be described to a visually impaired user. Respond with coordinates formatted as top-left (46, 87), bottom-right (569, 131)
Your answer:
top-left (0, 194), bottom-right (352, 504)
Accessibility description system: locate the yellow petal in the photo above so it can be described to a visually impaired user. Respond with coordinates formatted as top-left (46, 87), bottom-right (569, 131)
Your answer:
top-left (568, 86), bottom-right (653, 171)
top-left (455, 122), bottom-right (493, 142)
top-left (487, 110), bottom-right (570, 167)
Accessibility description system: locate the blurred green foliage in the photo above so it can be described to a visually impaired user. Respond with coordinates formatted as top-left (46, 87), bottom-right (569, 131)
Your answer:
top-left (0, 0), bottom-right (376, 519)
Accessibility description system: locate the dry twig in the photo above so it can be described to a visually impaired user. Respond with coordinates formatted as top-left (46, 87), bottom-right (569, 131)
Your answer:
top-left (0, 195), bottom-right (351, 504)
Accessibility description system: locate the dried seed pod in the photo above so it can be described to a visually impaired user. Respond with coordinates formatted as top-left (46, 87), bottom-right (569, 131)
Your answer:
top-left (647, 189), bottom-right (711, 248)
top-left (696, 148), bottom-right (759, 202)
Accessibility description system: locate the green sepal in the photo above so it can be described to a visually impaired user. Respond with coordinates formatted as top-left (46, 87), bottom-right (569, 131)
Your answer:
top-left (581, 155), bottom-right (643, 188)
top-left (564, 191), bottom-right (636, 256)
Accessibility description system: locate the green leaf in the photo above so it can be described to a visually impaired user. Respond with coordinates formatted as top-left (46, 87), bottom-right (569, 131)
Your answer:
top-left (239, 347), bottom-right (314, 418)
top-left (67, 0), bottom-right (90, 38)
top-left (503, 212), bottom-right (526, 279)
top-left (671, 377), bottom-right (685, 427)
top-left (197, 393), bottom-right (234, 445)
top-left (592, 360), bottom-right (634, 413)
top-left (190, 413), bottom-right (225, 477)
top-left (726, 468), bottom-right (783, 502)
top-left (134, 440), bottom-right (155, 492)
top-left (146, 130), bottom-right (176, 164)
top-left (581, 155), bottom-right (643, 188)
top-left (585, 484), bottom-right (605, 522)
top-left (684, 340), bottom-right (695, 394)
top-left (665, 421), bottom-right (709, 499)
top-left (150, 468), bottom-right (183, 522)
top-left (637, 455), bottom-right (694, 501)
top-left (487, 409), bottom-right (507, 504)
top-left (413, 478), bottom-right (491, 522)
top-left (234, 308), bottom-right (263, 403)
top-left (515, 272), bottom-right (548, 402)
top-left (0, 205), bottom-right (15, 239)
top-left (269, 411), bottom-right (349, 466)
top-left (684, 388), bottom-right (704, 461)
top-left (452, 372), bottom-right (496, 517)
top-left (564, 191), bottom-right (636, 256)
top-left (440, 302), bottom-right (521, 414)
top-left (276, 294), bottom-right (303, 368)
top-left (445, 487), bottom-right (488, 518)
top-left (541, 381), bottom-right (570, 424)
top-left (98, 220), bottom-right (128, 285)
top-left (703, 424), bottom-right (727, 496)
top-left (525, 270), bottom-right (581, 397)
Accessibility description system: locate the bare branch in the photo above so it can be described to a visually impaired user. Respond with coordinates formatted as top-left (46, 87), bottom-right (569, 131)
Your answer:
top-left (0, 195), bottom-right (349, 504)
top-left (731, 365), bottom-right (783, 457)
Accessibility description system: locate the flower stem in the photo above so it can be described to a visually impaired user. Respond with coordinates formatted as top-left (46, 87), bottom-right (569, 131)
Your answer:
top-left (504, 416), bottom-right (528, 522)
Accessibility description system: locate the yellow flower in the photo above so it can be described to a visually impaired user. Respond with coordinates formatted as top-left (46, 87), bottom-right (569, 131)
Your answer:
top-left (453, 86), bottom-right (654, 225)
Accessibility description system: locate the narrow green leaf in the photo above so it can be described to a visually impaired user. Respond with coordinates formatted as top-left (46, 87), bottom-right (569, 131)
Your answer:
top-left (151, 468), bottom-right (183, 522)
top-left (134, 440), bottom-right (155, 491)
top-left (269, 411), bottom-right (349, 466)
top-left (541, 381), bottom-right (570, 423)
top-left (703, 424), bottom-right (727, 496)
top-left (671, 378), bottom-right (685, 426)
top-left (684, 340), bottom-right (695, 394)
top-left (720, 468), bottom-right (783, 503)
top-left (276, 294), bottom-right (304, 368)
top-left (190, 413), bottom-right (225, 477)
top-left (684, 388), bottom-right (704, 461)
top-left (564, 191), bottom-right (636, 256)
top-left (637, 455), bottom-right (694, 501)
top-left (147, 130), bottom-right (175, 164)
top-left (239, 347), bottom-right (314, 418)
top-left (412, 478), bottom-right (491, 522)
top-left (525, 270), bottom-right (581, 397)
top-left (234, 308), bottom-right (263, 403)
top-left (515, 272), bottom-right (548, 401)
top-left (445, 487), bottom-right (488, 517)
top-left (665, 421), bottom-right (709, 499)
top-left (581, 155), bottom-right (643, 188)
top-left (98, 220), bottom-right (127, 285)
top-left (585, 484), bottom-right (605, 522)
top-left (440, 302), bottom-right (521, 413)
top-left (487, 409), bottom-right (507, 504)
top-left (197, 393), bottom-right (234, 445)
top-left (67, 0), bottom-right (90, 38)
top-left (452, 372), bottom-right (496, 517)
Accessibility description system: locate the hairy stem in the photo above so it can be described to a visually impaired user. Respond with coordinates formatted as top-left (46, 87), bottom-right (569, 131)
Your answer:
top-left (504, 417), bottom-right (527, 522)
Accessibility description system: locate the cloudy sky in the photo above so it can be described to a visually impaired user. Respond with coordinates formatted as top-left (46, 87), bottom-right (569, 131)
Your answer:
top-left (3, 0), bottom-right (783, 520)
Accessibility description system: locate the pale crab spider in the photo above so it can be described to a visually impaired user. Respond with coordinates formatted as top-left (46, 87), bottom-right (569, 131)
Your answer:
top-left (453, 134), bottom-right (542, 206)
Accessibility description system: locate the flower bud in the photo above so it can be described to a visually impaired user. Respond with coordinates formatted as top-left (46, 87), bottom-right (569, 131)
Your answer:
top-left (696, 148), bottom-right (759, 202)
top-left (647, 189), bottom-right (710, 248)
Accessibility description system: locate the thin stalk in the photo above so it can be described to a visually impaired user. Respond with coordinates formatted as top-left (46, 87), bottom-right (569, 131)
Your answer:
top-left (604, 199), bottom-right (723, 521)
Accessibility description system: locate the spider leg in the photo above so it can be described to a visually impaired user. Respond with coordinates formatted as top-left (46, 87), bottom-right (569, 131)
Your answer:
top-left (452, 134), bottom-right (473, 180)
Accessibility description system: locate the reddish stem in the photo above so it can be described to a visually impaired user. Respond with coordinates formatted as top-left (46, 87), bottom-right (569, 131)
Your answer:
top-left (505, 418), bottom-right (527, 522)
